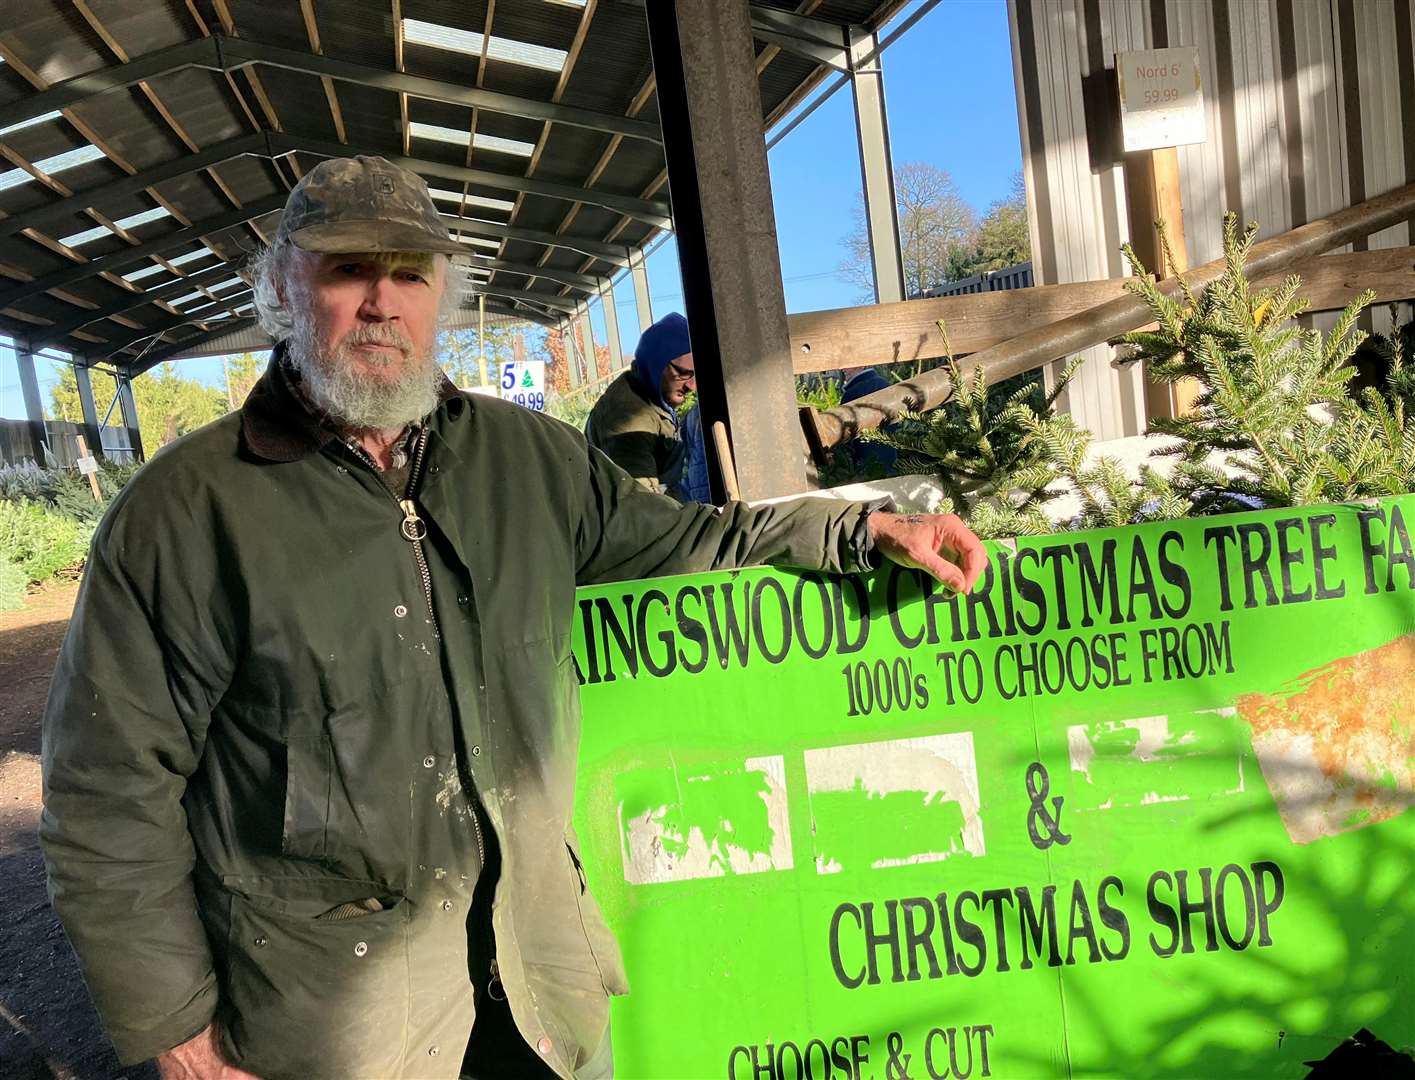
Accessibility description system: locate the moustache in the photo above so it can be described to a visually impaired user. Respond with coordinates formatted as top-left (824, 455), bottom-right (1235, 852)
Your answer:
top-left (339, 325), bottom-right (415, 356)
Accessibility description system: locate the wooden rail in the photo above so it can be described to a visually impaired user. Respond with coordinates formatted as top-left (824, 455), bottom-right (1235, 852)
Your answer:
top-left (805, 181), bottom-right (1415, 450)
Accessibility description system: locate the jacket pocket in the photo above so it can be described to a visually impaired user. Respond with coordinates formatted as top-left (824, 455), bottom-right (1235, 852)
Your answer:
top-left (565, 839), bottom-right (630, 997)
top-left (281, 732), bottom-right (332, 859)
top-left (222, 889), bottom-right (412, 1079)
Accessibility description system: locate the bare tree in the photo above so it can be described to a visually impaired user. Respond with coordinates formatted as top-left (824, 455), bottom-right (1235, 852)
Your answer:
top-left (839, 161), bottom-right (978, 300)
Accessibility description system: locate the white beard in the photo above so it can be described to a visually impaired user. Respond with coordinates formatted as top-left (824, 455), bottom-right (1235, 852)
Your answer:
top-left (287, 314), bottom-right (443, 432)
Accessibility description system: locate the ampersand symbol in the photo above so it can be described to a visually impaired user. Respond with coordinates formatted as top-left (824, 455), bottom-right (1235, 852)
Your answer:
top-left (1025, 762), bottom-right (1072, 850)
top-left (884, 1031), bottom-right (913, 1080)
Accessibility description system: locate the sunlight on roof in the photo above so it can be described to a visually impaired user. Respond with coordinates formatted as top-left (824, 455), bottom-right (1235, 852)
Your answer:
top-left (0, 144), bottom-right (106, 192)
top-left (121, 264), bottom-right (165, 283)
top-left (427, 186), bottom-right (516, 213)
top-left (168, 247), bottom-right (214, 266)
top-left (410, 122), bottom-right (534, 158)
top-left (171, 291), bottom-right (206, 306)
top-left (0, 110), bottom-right (63, 137)
top-left (208, 277), bottom-right (246, 293)
top-left (455, 235), bottom-right (502, 250)
top-left (402, 18), bottom-right (567, 72)
top-left (59, 206), bottom-right (171, 248)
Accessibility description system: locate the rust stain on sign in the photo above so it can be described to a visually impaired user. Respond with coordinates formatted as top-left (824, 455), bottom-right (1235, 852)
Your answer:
top-left (1238, 632), bottom-right (1415, 845)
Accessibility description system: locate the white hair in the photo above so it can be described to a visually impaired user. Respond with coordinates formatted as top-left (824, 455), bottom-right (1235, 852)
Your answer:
top-left (249, 239), bottom-right (468, 340)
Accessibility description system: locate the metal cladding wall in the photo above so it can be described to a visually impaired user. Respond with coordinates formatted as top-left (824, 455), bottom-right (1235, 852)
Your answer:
top-left (1008, 0), bottom-right (1415, 441)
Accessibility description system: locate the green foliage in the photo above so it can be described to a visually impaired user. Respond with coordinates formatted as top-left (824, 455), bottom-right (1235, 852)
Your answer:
top-left (1117, 214), bottom-right (1415, 511)
top-left (0, 558), bottom-right (26, 612)
top-left (946, 173), bottom-right (1032, 281)
top-left (0, 461), bottom-right (142, 597)
top-left (861, 322), bottom-right (1087, 537)
top-left (0, 499), bottom-right (93, 584)
top-left (546, 389), bottom-right (597, 431)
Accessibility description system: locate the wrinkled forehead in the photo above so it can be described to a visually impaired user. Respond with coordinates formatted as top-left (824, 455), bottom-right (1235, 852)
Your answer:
top-left (308, 249), bottom-right (441, 275)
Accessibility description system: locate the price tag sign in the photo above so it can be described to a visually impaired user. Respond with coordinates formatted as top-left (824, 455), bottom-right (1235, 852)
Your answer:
top-left (76, 455), bottom-right (99, 475)
top-left (500, 360), bottom-right (546, 412)
top-left (1116, 46), bottom-right (1205, 152)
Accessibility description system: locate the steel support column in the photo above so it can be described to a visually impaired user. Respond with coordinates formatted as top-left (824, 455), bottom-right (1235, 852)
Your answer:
top-left (600, 280), bottom-right (624, 370)
top-left (628, 249), bottom-right (653, 333)
top-left (15, 344), bottom-right (50, 466)
top-left (563, 321), bottom-right (583, 388)
top-left (73, 363), bottom-right (105, 461)
top-left (644, 0), bottom-right (804, 500)
top-left (849, 27), bottom-right (905, 304)
top-left (115, 374), bottom-right (144, 461)
top-left (575, 302), bottom-right (598, 381)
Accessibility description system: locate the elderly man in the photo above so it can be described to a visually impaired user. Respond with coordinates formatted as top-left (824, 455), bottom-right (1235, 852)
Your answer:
top-left (584, 311), bottom-right (694, 498)
top-left (40, 156), bottom-right (986, 1080)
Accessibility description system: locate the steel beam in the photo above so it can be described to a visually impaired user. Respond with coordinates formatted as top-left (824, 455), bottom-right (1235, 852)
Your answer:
top-left (473, 259), bottom-right (599, 291)
top-left (115, 374), bottom-right (144, 459)
top-left (34, 264), bottom-right (248, 352)
top-left (100, 303), bottom-right (251, 361)
top-left (129, 317), bottom-right (257, 377)
top-left (575, 302), bottom-right (597, 380)
top-left (278, 135), bottom-right (670, 228)
top-left (476, 302), bottom-right (555, 329)
top-left (645, 0), bottom-right (805, 499)
top-left (749, 7), bottom-right (850, 71)
top-left (563, 319), bottom-right (582, 388)
top-left (0, 195), bottom-right (286, 310)
top-left (3, 131), bottom-right (668, 245)
top-left (599, 279), bottom-right (624, 369)
top-left (217, 37), bottom-right (662, 145)
top-left (73, 362), bottom-right (104, 460)
top-left (471, 288), bottom-right (576, 314)
top-left (628, 248), bottom-right (653, 332)
top-left (0, 36), bottom-right (661, 146)
top-left (15, 343), bottom-right (51, 466)
top-left (849, 27), bottom-right (905, 304)
top-left (440, 213), bottom-right (631, 265)
top-left (0, 132), bottom-right (271, 242)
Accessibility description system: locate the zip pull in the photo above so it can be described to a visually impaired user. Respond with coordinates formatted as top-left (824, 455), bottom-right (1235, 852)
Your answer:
top-left (488, 958), bottom-right (506, 1001)
top-left (398, 499), bottom-right (427, 542)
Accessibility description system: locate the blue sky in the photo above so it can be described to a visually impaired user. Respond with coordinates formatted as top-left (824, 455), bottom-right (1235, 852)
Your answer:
top-left (2, 0), bottom-right (1019, 414)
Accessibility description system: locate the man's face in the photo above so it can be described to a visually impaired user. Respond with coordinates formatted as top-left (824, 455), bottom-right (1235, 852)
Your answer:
top-left (659, 351), bottom-right (695, 407)
top-left (281, 249), bottom-right (446, 431)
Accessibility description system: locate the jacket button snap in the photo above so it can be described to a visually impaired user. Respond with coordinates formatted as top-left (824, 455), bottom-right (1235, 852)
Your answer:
top-left (537, 1037), bottom-right (553, 1056)
top-left (423, 755), bottom-right (436, 768)
top-left (441, 899), bottom-right (454, 912)
top-left (457, 594), bottom-right (469, 606)
top-left (253, 936), bottom-right (268, 948)
top-left (354, 941), bottom-right (368, 957)
top-left (394, 604), bottom-right (408, 618)
top-left (428, 1046), bottom-right (440, 1057)
top-left (470, 745), bottom-right (481, 757)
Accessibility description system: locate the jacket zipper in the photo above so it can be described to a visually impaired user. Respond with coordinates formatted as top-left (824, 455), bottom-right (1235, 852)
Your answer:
top-left (348, 428), bottom-right (495, 992)
top-left (346, 430), bottom-right (439, 638)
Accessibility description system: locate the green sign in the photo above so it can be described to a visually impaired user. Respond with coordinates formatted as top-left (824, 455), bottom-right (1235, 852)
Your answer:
top-left (571, 498), bottom-right (1415, 1078)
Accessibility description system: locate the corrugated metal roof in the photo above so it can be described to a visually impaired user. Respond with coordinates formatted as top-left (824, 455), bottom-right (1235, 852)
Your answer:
top-left (0, 0), bottom-right (898, 370)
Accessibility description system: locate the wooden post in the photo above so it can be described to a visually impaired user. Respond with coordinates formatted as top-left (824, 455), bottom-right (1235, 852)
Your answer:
top-left (75, 434), bottom-right (103, 504)
top-left (1125, 145), bottom-right (1200, 420)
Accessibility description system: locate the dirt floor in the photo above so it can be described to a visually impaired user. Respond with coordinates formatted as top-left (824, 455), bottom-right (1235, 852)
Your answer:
top-left (0, 582), bottom-right (155, 1079)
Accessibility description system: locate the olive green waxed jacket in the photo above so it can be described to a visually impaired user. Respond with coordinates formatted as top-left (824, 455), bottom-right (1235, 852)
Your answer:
top-left (583, 369), bottom-right (684, 498)
top-left (40, 359), bottom-right (880, 1080)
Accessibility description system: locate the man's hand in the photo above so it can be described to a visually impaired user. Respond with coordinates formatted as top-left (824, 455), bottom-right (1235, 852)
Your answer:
top-left (156, 1024), bottom-right (260, 1080)
top-left (868, 511), bottom-right (989, 594)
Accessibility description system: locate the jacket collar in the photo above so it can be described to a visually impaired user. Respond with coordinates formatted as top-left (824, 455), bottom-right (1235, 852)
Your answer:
top-left (241, 340), bottom-right (465, 463)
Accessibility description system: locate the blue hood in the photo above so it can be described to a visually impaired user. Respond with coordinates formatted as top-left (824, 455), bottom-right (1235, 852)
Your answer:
top-left (631, 312), bottom-right (691, 413)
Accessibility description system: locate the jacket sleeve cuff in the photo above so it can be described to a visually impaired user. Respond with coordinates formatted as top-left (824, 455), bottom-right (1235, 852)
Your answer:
top-left (108, 986), bottom-right (217, 1066)
top-left (845, 497), bottom-right (895, 573)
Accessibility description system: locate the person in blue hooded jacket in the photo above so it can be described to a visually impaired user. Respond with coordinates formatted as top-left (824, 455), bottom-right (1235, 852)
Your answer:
top-left (585, 312), bottom-right (696, 499)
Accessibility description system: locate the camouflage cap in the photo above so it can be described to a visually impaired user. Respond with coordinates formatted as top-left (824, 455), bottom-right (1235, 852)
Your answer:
top-left (277, 155), bottom-right (466, 256)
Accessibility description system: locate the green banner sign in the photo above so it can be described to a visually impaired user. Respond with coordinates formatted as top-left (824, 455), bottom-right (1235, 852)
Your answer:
top-left (572, 498), bottom-right (1415, 1078)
